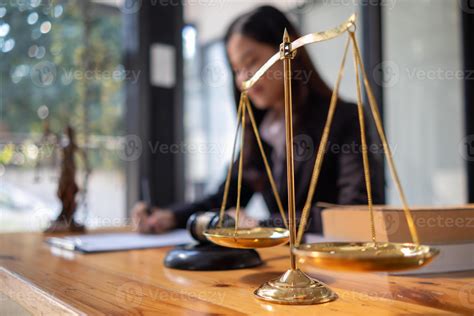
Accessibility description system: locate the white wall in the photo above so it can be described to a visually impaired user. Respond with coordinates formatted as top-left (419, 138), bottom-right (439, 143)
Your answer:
top-left (300, 2), bottom-right (360, 103)
top-left (384, 0), bottom-right (466, 205)
top-left (185, 0), bottom-right (304, 43)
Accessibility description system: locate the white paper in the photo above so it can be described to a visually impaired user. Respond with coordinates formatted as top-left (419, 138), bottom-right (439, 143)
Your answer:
top-left (55, 229), bottom-right (193, 253)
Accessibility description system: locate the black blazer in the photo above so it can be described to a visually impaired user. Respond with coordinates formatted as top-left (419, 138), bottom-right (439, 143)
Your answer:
top-left (170, 98), bottom-right (383, 233)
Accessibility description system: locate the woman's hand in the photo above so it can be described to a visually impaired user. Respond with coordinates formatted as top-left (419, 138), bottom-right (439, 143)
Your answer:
top-left (131, 201), bottom-right (148, 231)
top-left (226, 208), bottom-right (259, 228)
top-left (131, 201), bottom-right (176, 234)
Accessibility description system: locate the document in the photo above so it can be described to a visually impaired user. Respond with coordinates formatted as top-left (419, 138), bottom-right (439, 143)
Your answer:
top-left (45, 229), bottom-right (194, 253)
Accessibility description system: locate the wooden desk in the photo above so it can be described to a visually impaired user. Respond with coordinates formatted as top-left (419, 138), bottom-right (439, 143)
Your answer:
top-left (1, 232), bottom-right (473, 315)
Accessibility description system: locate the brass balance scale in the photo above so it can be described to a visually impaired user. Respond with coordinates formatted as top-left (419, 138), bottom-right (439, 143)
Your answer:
top-left (203, 14), bottom-right (440, 305)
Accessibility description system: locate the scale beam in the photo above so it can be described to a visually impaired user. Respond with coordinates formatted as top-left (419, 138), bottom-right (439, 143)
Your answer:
top-left (241, 14), bottom-right (356, 90)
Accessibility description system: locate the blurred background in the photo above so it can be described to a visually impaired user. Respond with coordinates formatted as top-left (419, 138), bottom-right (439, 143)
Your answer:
top-left (1, 0), bottom-right (473, 232)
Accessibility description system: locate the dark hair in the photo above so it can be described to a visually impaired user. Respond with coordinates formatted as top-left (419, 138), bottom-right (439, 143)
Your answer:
top-left (224, 6), bottom-right (333, 113)
top-left (223, 5), bottom-right (333, 189)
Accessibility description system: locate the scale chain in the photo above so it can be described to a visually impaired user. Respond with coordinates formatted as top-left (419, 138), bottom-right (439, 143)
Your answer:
top-left (234, 100), bottom-right (246, 233)
top-left (295, 35), bottom-right (351, 246)
top-left (218, 96), bottom-right (244, 227)
top-left (351, 34), bottom-right (419, 245)
top-left (350, 31), bottom-right (376, 243)
top-left (244, 96), bottom-right (289, 228)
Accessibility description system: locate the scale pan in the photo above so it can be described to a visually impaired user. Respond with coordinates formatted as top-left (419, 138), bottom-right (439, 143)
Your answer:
top-left (293, 242), bottom-right (439, 272)
top-left (204, 227), bottom-right (289, 249)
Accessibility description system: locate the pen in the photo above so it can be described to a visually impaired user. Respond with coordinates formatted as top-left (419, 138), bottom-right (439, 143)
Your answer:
top-left (141, 177), bottom-right (152, 215)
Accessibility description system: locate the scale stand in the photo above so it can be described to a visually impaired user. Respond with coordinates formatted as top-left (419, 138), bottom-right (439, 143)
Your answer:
top-left (252, 29), bottom-right (336, 304)
top-left (203, 14), bottom-right (438, 305)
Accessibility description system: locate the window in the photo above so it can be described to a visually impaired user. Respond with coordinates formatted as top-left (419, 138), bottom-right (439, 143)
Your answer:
top-left (182, 26), bottom-right (269, 219)
top-left (182, 25), bottom-right (237, 201)
top-left (383, 0), bottom-right (466, 204)
top-left (300, 2), bottom-right (360, 104)
top-left (301, 0), bottom-right (467, 205)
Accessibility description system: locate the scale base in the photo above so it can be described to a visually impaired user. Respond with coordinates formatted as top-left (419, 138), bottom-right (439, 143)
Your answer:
top-left (254, 269), bottom-right (337, 305)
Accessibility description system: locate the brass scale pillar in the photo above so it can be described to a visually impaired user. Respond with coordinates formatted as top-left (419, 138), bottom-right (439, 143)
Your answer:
top-left (252, 29), bottom-right (337, 305)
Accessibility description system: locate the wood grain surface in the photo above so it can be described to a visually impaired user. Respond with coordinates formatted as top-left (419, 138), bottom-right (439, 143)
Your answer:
top-left (1, 231), bottom-right (473, 315)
